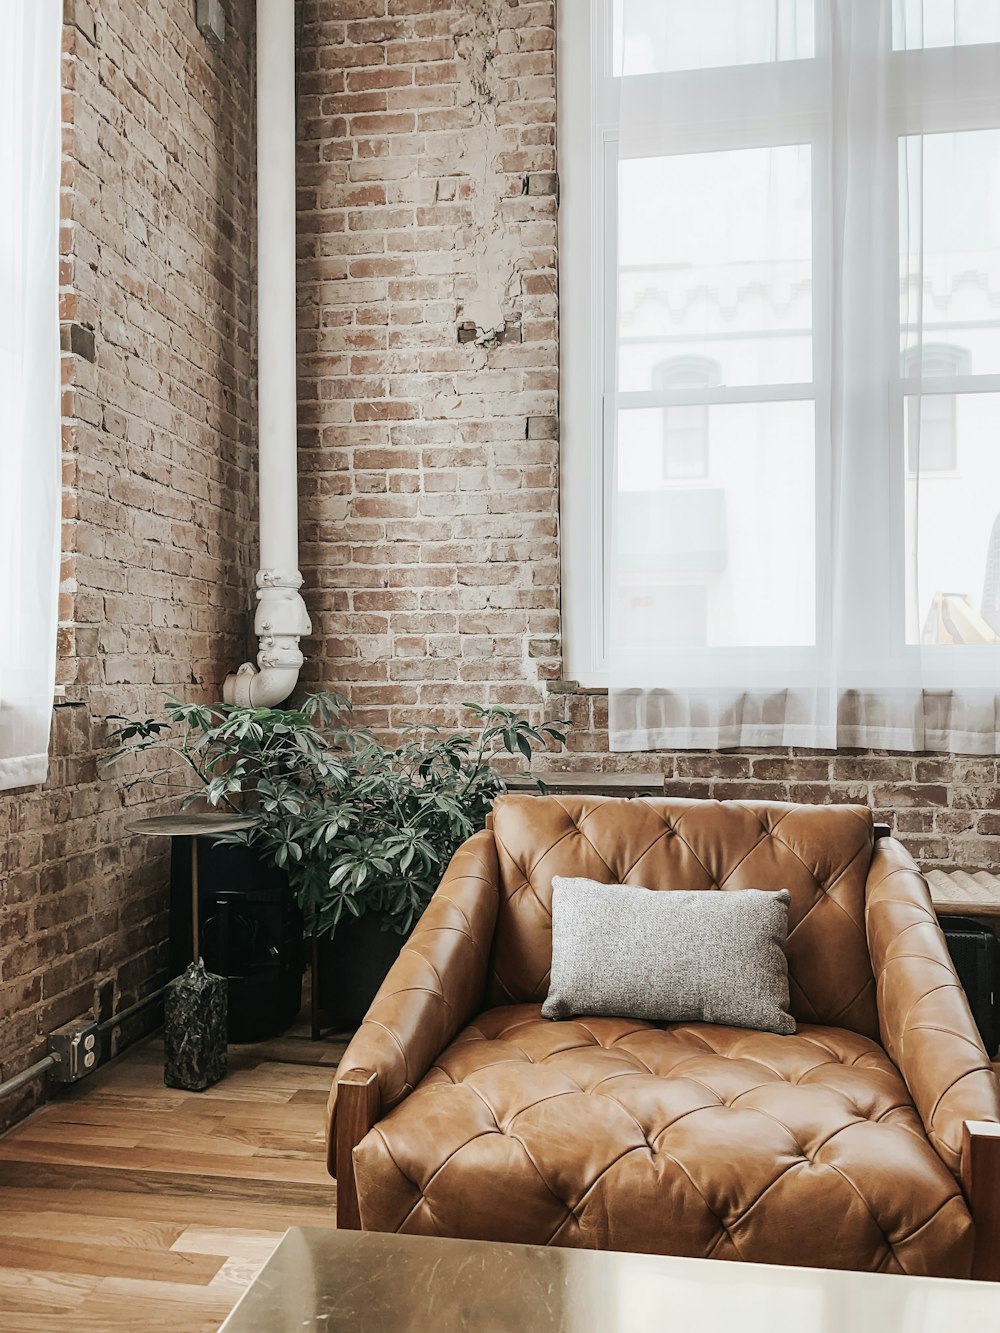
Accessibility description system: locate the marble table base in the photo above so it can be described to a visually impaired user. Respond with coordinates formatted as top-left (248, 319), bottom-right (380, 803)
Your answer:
top-left (164, 960), bottom-right (227, 1091)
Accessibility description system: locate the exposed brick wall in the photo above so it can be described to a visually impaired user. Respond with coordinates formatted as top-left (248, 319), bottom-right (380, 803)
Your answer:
top-left (296, 0), bottom-right (559, 717)
top-left (0, 0), bottom-right (256, 1127)
top-left (296, 0), bottom-right (1000, 877)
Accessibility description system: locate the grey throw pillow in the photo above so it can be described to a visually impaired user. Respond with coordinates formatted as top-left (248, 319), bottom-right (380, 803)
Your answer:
top-left (542, 877), bottom-right (795, 1036)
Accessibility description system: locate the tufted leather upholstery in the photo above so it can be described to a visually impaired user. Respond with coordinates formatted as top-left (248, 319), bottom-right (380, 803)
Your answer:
top-left (330, 796), bottom-right (1000, 1277)
top-left (488, 796), bottom-right (879, 1038)
top-left (327, 828), bottom-right (499, 1171)
top-left (866, 836), bottom-right (1000, 1177)
top-left (354, 1008), bottom-right (972, 1275)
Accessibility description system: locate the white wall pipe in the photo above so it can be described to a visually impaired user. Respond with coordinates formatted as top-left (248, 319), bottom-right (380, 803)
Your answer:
top-left (224, 0), bottom-right (311, 709)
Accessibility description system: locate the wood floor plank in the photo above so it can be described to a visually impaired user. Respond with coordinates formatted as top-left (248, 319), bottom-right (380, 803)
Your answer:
top-left (0, 1136), bottom-right (330, 1184)
top-left (0, 1212), bottom-right (185, 1250)
top-left (289, 1087), bottom-right (331, 1105)
top-left (90, 1271), bottom-right (249, 1309)
top-left (0, 1159), bottom-right (335, 1206)
top-left (172, 1124), bottom-right (324, 1155)
top-left (209, 1254), bottom-right (271, 1296)
top-left (0, 1186), bottom-right (336, 1232)
top-left (0, 1236), bottom-right (225, 1286)
top-left (196, 1064), bottom-right (336, 1092)
top-left (0, 1121), bottom-right (144, 1150)
top-left (33, 1097), bottom-right (326, 1132)
top-left (171, 1226), bottom-right (282, 1263)
top-left (133, 1129), bottom-right (263, 1158)
top-left (0, 1268), bottom-right (99, 1315)
top-left (69, 1287), bottom-right (237, 1333)
top-left (50, 1093), bottom-right (193, 1114)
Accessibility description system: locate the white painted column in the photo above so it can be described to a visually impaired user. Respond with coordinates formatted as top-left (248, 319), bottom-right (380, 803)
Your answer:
top-left (225, 0), bottom-right (311, 707)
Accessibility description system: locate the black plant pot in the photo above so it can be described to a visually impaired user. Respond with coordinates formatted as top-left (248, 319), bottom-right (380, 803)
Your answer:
top-left (169, 838), bottom-right (304, 1044)
top-left (315, 912), bottom-right (411, 1032)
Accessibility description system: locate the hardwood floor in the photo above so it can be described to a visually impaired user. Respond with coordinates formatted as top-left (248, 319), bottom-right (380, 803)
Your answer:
top-left (0, 1020), bottom-right (347, 1332)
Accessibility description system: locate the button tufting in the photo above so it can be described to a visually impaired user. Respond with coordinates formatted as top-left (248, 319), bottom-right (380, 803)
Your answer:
top-left (361, 1002), bottom-right (967, 1274)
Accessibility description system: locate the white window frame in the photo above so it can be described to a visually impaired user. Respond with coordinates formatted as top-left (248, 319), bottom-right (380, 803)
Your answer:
top-left (559, 0), bottom-right (613, 687)
top-left (559, 0), bottom-right (1000, 689)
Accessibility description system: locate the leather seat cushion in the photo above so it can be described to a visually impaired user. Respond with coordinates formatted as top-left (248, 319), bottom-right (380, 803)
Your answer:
top-left (353, 1006), bottom-right (973, 1277)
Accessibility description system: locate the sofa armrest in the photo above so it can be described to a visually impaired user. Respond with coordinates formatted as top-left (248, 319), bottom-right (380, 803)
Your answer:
top-left (327, 828), bottom-right (500, 1199)
top-left (865, 836), bottom-right (1000, 1178)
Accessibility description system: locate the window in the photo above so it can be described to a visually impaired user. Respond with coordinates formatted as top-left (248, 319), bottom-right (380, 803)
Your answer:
top-left (0, 1), bottom-right (62, 790)
top-left (560, 0), bottom-right (1000, 750)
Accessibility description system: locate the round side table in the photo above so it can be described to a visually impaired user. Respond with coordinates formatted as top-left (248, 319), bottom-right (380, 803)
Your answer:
top-left (127, 812), bottom-right (258, 1090)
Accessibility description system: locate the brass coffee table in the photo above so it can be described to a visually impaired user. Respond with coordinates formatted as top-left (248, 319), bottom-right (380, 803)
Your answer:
top-left (220, 1228), bottom-right (1000, 1331)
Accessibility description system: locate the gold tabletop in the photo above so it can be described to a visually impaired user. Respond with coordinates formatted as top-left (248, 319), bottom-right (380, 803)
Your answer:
top-left (219, 1228), bottom-right (1000, 1332)
top-left (125, 813), bottom-right (258, 837)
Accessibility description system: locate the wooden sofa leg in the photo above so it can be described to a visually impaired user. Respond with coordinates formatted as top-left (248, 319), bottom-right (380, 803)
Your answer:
top-left (336, 1070), bottom-right (379, 1231)
top-left (963, 1120), bottom-right (1000, 1281)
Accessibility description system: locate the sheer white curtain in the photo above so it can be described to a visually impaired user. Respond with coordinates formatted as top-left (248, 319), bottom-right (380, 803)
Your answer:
top-left (0, 1), bottom-right (62, 790)
top-left (609, 0), bottom-right (1000, 753)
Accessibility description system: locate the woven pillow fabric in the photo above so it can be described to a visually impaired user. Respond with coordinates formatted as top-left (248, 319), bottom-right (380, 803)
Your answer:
top-left (541, 877), bottom-right (796, 1036)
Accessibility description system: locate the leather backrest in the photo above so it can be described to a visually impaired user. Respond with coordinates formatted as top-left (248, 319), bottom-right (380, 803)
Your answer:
top-left (487, 795), bottom-right (878, 1038)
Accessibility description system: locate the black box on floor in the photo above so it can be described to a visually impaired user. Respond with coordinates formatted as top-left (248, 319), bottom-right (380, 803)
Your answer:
top-left (940, 915), bottom-right (998, 1058)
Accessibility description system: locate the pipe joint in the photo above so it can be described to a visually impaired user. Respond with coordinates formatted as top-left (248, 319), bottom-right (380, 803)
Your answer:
top-left (254, 580), bottom-right (312, 641)
top-left (223, 662), bottom-right (303, 709)
top-left (223, 572), bottom-right (311, 708)
top-left (256, 568), bottom-right (304, 592)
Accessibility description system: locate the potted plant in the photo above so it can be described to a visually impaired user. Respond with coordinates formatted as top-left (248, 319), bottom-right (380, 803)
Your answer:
top-left (106, 692), bottom-right (567, 1028)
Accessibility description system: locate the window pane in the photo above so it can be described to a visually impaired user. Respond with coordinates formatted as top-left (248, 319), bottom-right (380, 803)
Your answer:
top-left (615, 401), bottom-right (815, 648)
top-left (619, 146), bottom-right (813, 391)
top-left (905, 393), bottom-right (1000, 644)
top-left (615, 0), bottom-right (815, 76)
top-left (900, 130), bottom-right (1000, 377)
top-left (893, 0), bottom-right (1000, 51)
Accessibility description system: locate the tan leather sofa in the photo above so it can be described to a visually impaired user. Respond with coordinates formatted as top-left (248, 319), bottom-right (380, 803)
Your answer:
top-left (328, 796), bottom-right (1000, 1278)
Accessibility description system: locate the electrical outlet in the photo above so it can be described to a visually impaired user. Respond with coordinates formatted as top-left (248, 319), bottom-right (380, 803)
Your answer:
top-left (48, 1018), bottom-right (100, 1083)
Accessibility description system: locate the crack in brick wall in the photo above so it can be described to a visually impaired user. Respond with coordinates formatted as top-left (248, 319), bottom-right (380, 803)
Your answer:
top-left (452, 0), bottom-right (530, 346)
